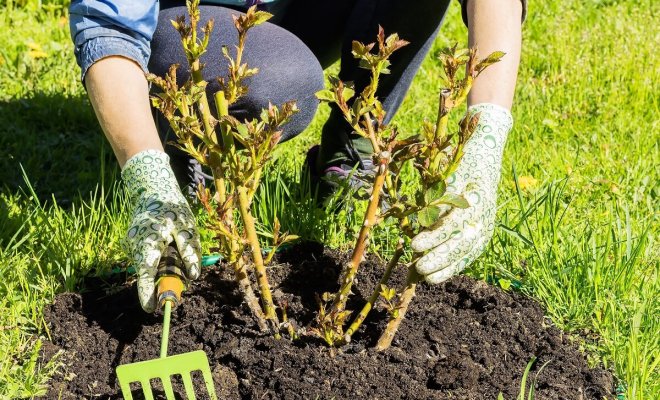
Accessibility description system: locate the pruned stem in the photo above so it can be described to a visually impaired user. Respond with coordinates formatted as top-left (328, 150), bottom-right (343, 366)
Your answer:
top-left (280, 302), bottom-right (298, 340)
top-left (434, 89), bottom-right (451, 140)
top-left (375, 264), bottom-right (421, 351)
top-left (344, 240), bottom-right (404, 341)
top-left (233, 257), bottom-right (268, 331)
top-left (237, 186), bottom-right (280, 333)
top-left (330, 161), bottom-right (388, 314)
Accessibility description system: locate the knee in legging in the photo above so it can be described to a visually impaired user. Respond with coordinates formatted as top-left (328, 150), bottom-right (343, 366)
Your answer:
top-left (214, 26), bottom-right (324, 142)
top-left (149, 6), bottom-right (324, 143)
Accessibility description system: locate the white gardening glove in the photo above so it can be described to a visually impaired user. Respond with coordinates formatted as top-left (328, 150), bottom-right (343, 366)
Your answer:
top-left (412, 103), bottom-right (513, 284)
top-left (122, 149), bottom-right (201, 312)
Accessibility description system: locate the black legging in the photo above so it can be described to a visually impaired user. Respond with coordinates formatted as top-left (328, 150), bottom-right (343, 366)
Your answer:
top-left (150, 0), bottom-right (451, 188)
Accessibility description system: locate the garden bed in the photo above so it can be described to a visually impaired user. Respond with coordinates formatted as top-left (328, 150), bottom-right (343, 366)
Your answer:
top-left (41, 242), bottom-right (614, 399)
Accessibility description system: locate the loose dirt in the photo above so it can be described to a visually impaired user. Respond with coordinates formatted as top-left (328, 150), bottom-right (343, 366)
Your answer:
top-left (41, 242), bottom-right (614, 399)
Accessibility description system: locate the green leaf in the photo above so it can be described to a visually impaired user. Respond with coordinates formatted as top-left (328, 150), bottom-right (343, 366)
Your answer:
top-left (281, 234), bottom-right (300, 245)
top-left (379, 284), bottom-right (396, 301)
top-left (315, 89), bottom-right (335, 102)
top-left (251, 11), bottom-right (273, 26)
top-left (235, 123), bottom-right (249, 139)
top-left (436, 193), bottom-right (469, 209)
top-left (418, 206), bottom-right (440, 228)
top-left (385, 33), bottom-right (408, 53)
top-left (379, 59), bottom-right (391, 75)
top-left (341, 85), bottom-right (355, 102)
top-left (358, 58), bottom-right (371, 70)
top-left (476, 50), bottom-right (506, 73)
top-left (351, 41), bottom-right (373, 58)
top-left (498, 278), bottom-right (512, 291)
top-left (422, 120), bottom-right (435, 143)
top-left (424, 181), bottom-right (446, 204)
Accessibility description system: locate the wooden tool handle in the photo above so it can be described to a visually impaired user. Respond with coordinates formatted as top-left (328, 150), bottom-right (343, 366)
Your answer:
top-left (157, 242), bottom-right (186, 309)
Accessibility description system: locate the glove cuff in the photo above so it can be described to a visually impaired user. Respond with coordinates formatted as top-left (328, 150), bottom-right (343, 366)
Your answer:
top-left (121, 149), bottom-right (181, 202)
top-left (467, 103), bottom-right (513, 134)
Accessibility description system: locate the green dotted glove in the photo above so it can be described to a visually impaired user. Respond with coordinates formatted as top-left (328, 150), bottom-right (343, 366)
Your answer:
top-left (412, 103), bottom-right (513, 284)
top-left (122, 149), bottom-right (201, 312)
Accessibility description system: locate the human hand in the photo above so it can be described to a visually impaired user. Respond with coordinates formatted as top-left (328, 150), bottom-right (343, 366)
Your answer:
top-left (412, 103), bottom-right (513, 284)
top-left (122, 149), bottom-right (201, 312)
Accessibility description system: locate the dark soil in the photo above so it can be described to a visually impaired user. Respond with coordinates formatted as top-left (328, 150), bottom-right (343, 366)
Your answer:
top-left (41, 242), bottom-right (615, 399)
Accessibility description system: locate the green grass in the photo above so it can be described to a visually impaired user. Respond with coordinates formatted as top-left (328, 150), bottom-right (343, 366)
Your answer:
top-left (0, 0), bottom-right (658, 398)
top-left (498, 356), bottom-right (551, 400)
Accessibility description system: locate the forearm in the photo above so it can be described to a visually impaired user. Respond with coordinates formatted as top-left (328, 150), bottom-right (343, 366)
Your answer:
top-left (466, 0), bottom-right (522, 110)
top-left (85, 56), bottom-right (162, 167)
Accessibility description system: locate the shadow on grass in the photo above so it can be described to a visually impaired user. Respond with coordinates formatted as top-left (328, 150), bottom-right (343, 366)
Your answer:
top-left (0, 92), bottom-right (118, 203)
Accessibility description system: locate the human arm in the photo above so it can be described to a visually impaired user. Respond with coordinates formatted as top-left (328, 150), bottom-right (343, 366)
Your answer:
top-left (466, 0), bottom-right (522, 109)
top-left (70, 1), bottom-right (201, 311)
top-left (85, 57), bottom-right (163, 166)
top-left (412, 0), bottom-right (523, 283)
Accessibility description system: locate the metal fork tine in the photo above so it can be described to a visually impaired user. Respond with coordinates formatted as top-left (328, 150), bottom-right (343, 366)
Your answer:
top-left (181, 373), bottom-right (197, 400)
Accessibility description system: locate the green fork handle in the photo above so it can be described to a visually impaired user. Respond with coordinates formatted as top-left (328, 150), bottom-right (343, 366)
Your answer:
top-left (156, 243), bottom-right (185, 359)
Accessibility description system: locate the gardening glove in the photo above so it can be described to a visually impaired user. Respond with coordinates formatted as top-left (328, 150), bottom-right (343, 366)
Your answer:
top-left (122, 149), bottom-right (201, 312)
top-left (412, 103), bottom-right (513, 284)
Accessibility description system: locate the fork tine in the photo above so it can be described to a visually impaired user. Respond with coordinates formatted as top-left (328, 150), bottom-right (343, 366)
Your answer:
top-left (119, 382), bottom-right (133, 400)
top-left (181, 373), bottom-right (196, 400)
top-left (118, 380), bottom-right (134, 400)
top-left (117, 351), bottom-right (217, 400)
top-left (141, 379), bottom-right (155, 400)
top-left (162, 375), bottom-right (176, 400)
top-left (200, 368), bottom-right (218, 400)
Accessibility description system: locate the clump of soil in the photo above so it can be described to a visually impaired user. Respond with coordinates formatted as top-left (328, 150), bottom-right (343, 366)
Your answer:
top-left (41, 242), bottom-right (614, 399)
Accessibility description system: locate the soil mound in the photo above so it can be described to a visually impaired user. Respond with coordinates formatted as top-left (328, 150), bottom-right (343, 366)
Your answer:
top-left (41, 243), bottom-right (614, 399)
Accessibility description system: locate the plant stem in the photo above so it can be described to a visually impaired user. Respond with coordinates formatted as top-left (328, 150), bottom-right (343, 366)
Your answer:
top-left (191, 62), bottom-right (217, 146)
top-left (213, 92), bottom-right (232, 205)
top-left (209, 91), bottom-right (267, 330)
top-left (344, 240), bottom-right (404, 341)
top-left (364, 114), bottom-right (382, 154)
top-left (434, 89), bottom-right (450, 140)
top-left (214, 177), bottom-right (227, 205)
top-left (375, 264), bottom-right (421, 351)
top-left (248, 167), bottom-right (263, 199)
top-left (237, 185), bottom-right (280, 333)
top-left (233, 256), bottom-right (268, 331)
top-left (280, 302), bottom-right (298, 340)
top-left (214, 91), bottom-right (234, 149)
top-left (331, 162), bottom-right (388, 314)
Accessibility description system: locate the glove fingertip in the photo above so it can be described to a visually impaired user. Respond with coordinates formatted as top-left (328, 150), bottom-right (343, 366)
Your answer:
top-left (425, 265), bottom-right (459, 285)
top-left (141, 298), bottom-right (157, 313)
top-left (425, 245), bottom-right (482, 285)
top-left (187, 262), bottom-right (201, 280)
top-left (411, 243), bottom-right (422, 253)
top-left (415, 252), bottom-right (443, 276)
top-left (137, 275), bottom-right (157, 313)
top-left (410, 235), bottom-right (430, 252)
top-left (411, 232), bottom-right (446, 253)
top-left (174, 231), bottom-right (202, 281)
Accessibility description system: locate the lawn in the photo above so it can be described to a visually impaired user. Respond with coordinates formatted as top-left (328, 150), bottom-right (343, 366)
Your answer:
top-left (0, 0), bottom-right (657, 398)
